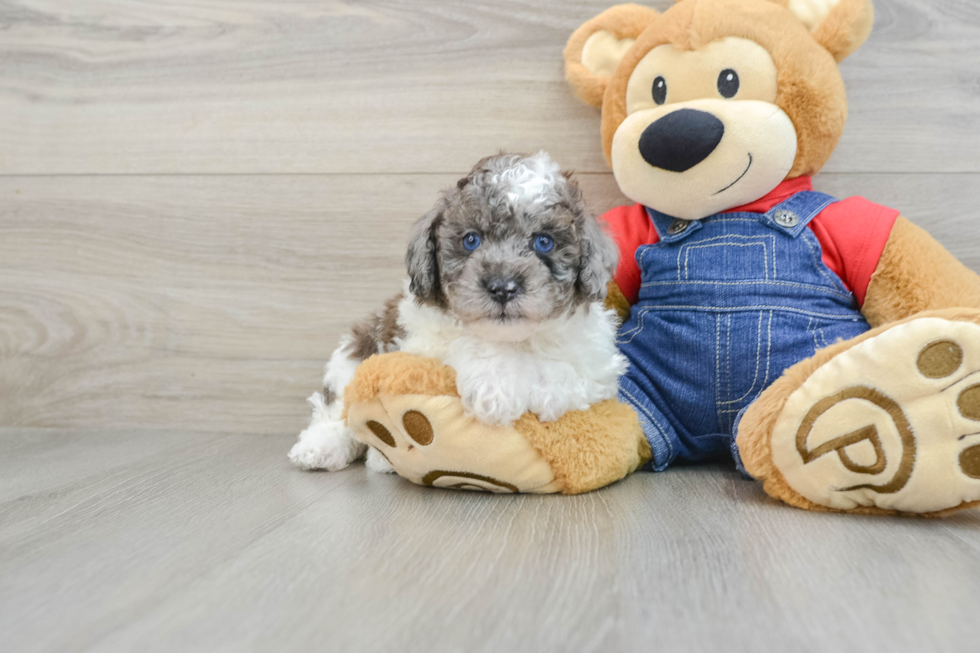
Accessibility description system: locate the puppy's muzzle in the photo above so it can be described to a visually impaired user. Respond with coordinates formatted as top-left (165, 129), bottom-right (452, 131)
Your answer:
top-left (484, 276), bottom-right (524, 305)
top-left (638, 108), bottom-right (725, 173)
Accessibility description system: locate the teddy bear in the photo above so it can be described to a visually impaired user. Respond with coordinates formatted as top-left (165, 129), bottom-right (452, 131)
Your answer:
top-left (563, 0), bottom-right (980, 515)
top-left (344, 0), bottom-right (980, 515)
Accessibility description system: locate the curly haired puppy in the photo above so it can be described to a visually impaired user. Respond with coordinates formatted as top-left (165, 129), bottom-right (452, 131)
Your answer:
top-left (289, 152), bottom-right (626, 472)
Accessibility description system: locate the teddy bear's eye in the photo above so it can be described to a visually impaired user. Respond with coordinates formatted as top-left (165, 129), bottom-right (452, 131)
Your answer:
top-left (652, 76), bottom-right (667, 105)
top-left (717, 69), bottom-right (739, 98)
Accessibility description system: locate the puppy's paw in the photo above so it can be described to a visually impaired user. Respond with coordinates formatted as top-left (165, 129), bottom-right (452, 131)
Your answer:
top-left (365, 447), bottom-right (396, 474)
top-left (528, 389), bottom-right (589, 423)
top-left (533, 402), bottom-right (572, 423)
top-left (460, 384), bottom-right (527, 427)
top-left (288, 419), bottom-right (365, 471)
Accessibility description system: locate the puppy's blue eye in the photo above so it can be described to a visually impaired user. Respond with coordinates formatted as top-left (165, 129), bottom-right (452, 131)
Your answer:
top-left (462, 232), bottom-right (481, 251)
top-left (533, 234), bottom-right (554, 253)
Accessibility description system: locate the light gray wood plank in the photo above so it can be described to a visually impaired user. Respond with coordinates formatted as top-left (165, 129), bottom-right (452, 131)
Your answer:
top-left (0, 429), bottom-right (351, 653)
top-left (0, 428), bottom-right (978, 653)
top-left (0, 0), bottom-right (977, 175)
top-left (2, 173), bottom-right (978, 434)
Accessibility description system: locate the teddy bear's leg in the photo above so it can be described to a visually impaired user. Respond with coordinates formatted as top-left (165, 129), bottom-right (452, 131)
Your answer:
top-left (736, 308), bottom-right (980, 515)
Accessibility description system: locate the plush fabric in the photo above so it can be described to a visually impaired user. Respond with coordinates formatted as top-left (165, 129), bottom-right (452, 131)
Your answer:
top-left (564, 4), bottom-right (661, 108)
top-left (736, 308), bottom-right (980, 516)
top-left (344, 352), bottom-right (649, 495)
top-left (565, 0), bottom-right (854, 182)
top-left (863, 217), bottom-right (980, 327)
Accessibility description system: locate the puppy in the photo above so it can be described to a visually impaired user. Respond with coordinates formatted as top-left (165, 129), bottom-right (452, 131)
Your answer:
top-left (289, 152), bottom-right (627, 472)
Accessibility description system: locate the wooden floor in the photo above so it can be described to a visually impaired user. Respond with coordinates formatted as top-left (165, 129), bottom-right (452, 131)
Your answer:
top-left (1, 1), bottom-right (979, 651)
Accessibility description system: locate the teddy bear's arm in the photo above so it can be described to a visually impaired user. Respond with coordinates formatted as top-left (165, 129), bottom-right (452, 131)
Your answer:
top-left (862, 216), bottom-right (980, 328)
top-left (604, 280), bottom-right (632, 323)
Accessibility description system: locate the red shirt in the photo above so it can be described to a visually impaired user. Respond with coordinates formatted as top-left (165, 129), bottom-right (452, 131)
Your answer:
top-left (603, 177), bottom-right (899, 307)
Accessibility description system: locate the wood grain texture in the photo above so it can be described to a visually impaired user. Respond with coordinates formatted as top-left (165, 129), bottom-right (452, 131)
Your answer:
top-left (0, 0), bottom-right (978, 174)
top-left (2, 173), bottom-right (978, 434)
top-left (2, 2), bottom-right (980, 650)
top-left (1, 428), bottom-right (979, 653)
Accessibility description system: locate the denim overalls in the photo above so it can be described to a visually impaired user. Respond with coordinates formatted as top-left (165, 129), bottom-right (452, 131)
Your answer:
top-left (616, 191), bottom-right (871, 472)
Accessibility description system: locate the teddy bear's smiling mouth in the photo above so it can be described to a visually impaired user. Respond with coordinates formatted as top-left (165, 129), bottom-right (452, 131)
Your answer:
top-left (713, 153), bottom-right (753, 195)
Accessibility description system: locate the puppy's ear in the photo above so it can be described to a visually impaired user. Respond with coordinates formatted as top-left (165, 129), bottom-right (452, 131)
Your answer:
top-left (786, 0), bottom-right (874, 62)
top-left (405, 205), bottom-right (444, 306)
top-left (564, 4), bottom-right (659, 108)
top-left (577, 215), bottom-right (620, 302)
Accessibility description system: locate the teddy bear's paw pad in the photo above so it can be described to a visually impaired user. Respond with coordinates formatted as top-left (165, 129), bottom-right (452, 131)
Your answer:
top-left (770, 317), bottom-right (980, 513)
top-left (346, 394), bottom-right (562, 493)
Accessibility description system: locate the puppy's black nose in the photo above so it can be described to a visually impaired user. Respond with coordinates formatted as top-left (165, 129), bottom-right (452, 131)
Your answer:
top-left (638, 108), bottom-right (725, 173)
top-left (485, 277), bottom-right (523, 304)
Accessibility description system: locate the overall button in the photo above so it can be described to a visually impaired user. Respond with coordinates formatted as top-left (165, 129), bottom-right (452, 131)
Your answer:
top-left (774, 210), bottom-right (800, 228)
top-left (667, 219), bottom-right (689, 235)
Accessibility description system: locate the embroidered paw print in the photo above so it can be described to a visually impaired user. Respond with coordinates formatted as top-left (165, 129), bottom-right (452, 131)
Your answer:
top-left (364, 410), bottom-right (432, 448)
top-left (919, 340), bottom-right (980, 479)
top-left (354, 409), bottom-right (520, 493)
top-left (770, 317), bottom-right (980, 513)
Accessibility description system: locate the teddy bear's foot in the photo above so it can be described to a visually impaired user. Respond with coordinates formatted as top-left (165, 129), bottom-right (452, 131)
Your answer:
top-left (348, 393), bottom-right (562, 493)
top-left (739, 310), bottom-right (980, 515)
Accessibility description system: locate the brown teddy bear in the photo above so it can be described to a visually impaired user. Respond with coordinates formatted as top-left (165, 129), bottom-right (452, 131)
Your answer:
top-left (564, 0), bottom-right (980, 515)
top-left (344, 0), bottom-right (980, 515)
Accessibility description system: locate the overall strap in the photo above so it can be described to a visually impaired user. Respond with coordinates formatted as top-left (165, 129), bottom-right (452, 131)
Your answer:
top-left (760, 190), bottom-right (838, 238)
top-left (644, 207), bottom-right (705, 244)
top-left (644, 190), bottom-right (839, 243)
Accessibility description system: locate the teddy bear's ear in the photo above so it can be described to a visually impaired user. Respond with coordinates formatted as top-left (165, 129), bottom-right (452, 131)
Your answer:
top-left (564, 4), bottom-right (660, 108)
top-left (786, 0), bottom-right (874, 62)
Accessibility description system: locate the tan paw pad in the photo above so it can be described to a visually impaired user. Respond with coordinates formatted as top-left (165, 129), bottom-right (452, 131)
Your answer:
top-left (771, 317), bottom-right (980, 513)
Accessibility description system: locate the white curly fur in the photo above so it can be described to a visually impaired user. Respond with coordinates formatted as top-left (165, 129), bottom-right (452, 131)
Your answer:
top-left (398, 288), bottom-right (626, 425)
top-left (491, 151), bottom-right (563, 208)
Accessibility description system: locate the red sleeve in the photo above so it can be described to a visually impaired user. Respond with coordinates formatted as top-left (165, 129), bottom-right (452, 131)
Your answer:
top-left (601, 204), bottom-right (660, 305)
top-left (808, 197), bottom-right (900, 307)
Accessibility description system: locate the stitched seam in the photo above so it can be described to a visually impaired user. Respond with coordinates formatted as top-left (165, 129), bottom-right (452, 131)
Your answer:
top-left (719, 311), bottom-right (764, 406)
top-left (715, 314), bottom-right (722, 430)
top-left (616, 309), bottom-right (648, 344)
top-left (801, 226), bottom-right (850, 294)
top-left (675, 233), bottom-right (777, 281)
top-left (633, 304), bottom-right (865, 320)
top-left (807, 316), bottom-right (820, 352)
top-left (772, 234), bottom-right (778, 279)
top-left (680, 233), bottom-right (774, 243)
top-left (762, 310), bottom-right (773, 394)
top-left (640, 279), bottom-right (853, 301)
top-left (726, 314), bottom-right (732, 413)
top-left (620, 385), bottom-right (674, 462)
top-left (683, 242), bottom-right (769, 281)
top-left (677, 234), bottom-right (768, 281)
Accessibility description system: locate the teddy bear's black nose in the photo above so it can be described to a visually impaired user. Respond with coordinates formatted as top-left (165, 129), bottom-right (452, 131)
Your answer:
top-left (638, 109), bottom-right (725, 173)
